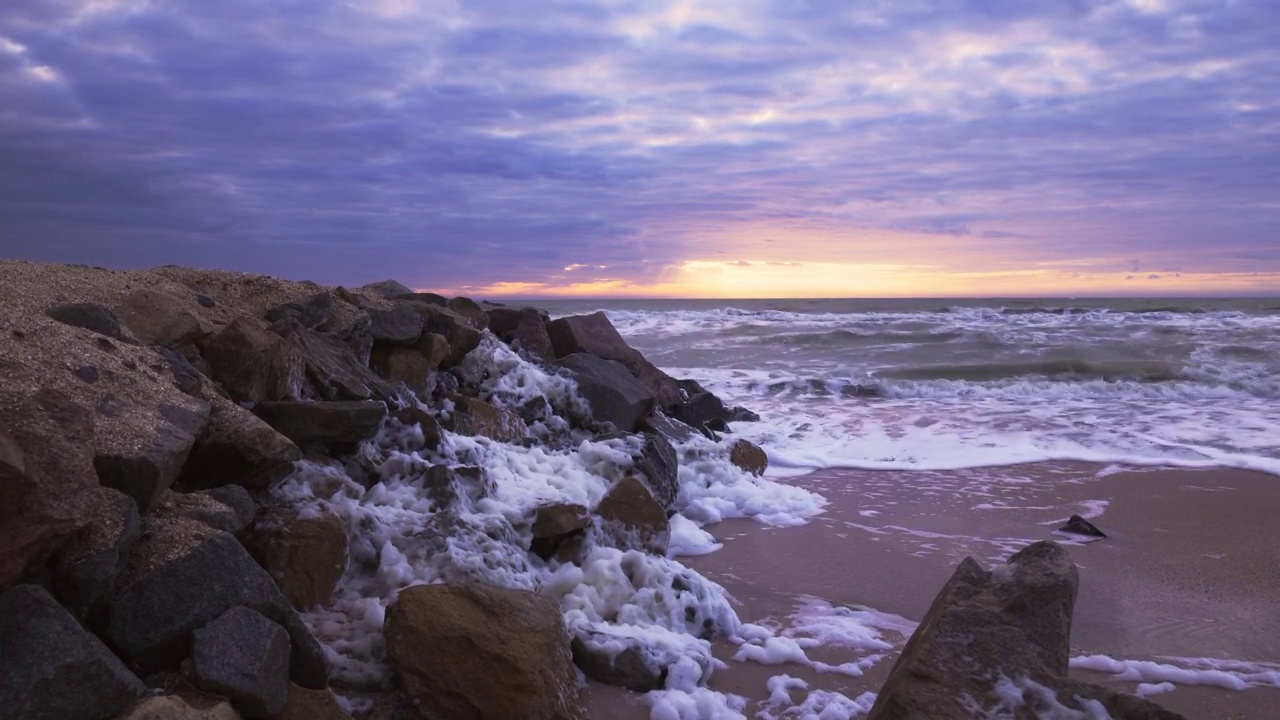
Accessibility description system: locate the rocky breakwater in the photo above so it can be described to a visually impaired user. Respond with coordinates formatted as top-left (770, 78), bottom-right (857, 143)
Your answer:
top-left (0, 260), bottom-right (781, 720)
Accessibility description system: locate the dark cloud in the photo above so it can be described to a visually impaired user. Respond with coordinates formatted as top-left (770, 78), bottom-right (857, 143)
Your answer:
top-left (0, 0), bottom-right (1277, 291)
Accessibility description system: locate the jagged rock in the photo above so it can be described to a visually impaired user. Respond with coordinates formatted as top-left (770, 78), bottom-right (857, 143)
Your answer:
top-left (366, 305), bottom-right (423, 344)
top-left (729, 439), bottom-right (768, 476)
top-left (445, 395), bottom-right (527, 442)
top-left (556, 353), bottom-right (656, 433)
top-left (446, 296), bottom-right (490, 330)
top-left (369, 343), bottom-right (434, 395)
top-left (489, 307), bottom-right (554, 362)
top-left (408, 305), bottom-right (482, 368)
top-left (423, 465), bottom-right (493, 509)
top-left (95, 400), bottom-right (212, 514)
top-left (596, 476), bottom-right (670, 554)
top-left (547, 312), bottom-right (682, 408)
top-left (415, 332), bottom-right (451, 370)
top-left (52, 487), bottom-right (141, 619)
top-left (1059, 514), bottom-right (1107, 538)
top-left (570, 632), bottom-right (665, 692)
top-left (177, 398), bottom-right (301, 492)
top-left (282, 610), bottom-right (331, 690)
top-left (672, 392), bottom-right (732, 437)
top-left (529, 503), bottom-right (591, 561)
top-left (115, 695), bottom-right (242, 720)
top-left (385, 584), bottom-right (586, 720)
top-left (254, 400), bottom-right (386, 447)
top-left (279, 324), bottom-right (392, 401)
top-left (360, 279), bottom-right (414, 298)
top-left (264, 292), bottom-right (334, 331)
top-left (729, 406), bottom-right (760, 422)
top-left (46, 302), bottom-right (125, 340)
top-left (161, 486), bottom-right (256, 535)
top-left (636, 433), bottom-right (679, 508)
top-left (0, 389), bottom-right (100, 587)
top-left (394, 291), bottom-right (448, 307)
top-left (867, 541), bottom-right (1185, 720)
top-left (99, 519), bottom-right (294, 675)
top-left (156, 346), bottom-right (204, 397)
top-left (191, 607), bottom-right (290, 719)
top-left (246, 505), bottom-right (348, 610)
top-left (639, 412), bottom-right (697, 444)
top-left (200, 317), bottom-right (304, 404)
top-left (116, 289), bottom-right (208, 347)
top-left (391, 406), bottom-right (444, 451)
top-left (277, 684), bottom-right (354, 720)
top-left (0, 584), bottom-right (144, 720)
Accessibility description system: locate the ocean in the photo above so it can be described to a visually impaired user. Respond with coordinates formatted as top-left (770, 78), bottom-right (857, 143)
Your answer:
top-left (540, 298), bottom-right (1280, 477)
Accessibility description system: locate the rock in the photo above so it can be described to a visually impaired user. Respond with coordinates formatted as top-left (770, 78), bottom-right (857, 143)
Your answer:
top-left (529, 503), bottom-right (591, 561)
top-left (638, 412), bottom-right (697, 444)
top-left (264, 292), bottom-right (335, 331)
top-left (191, 607), bottom-right (290, 719)
top-left (369, 344), bottom-right (434, 395)
top-left (197, 294), bottom-right (217, 308)
top-left (729, 405), bottom-right (760, 422)
top-left (366, 305), bottom-right (424, 344)
top-left (489, 307), bottom-right (554, 362)
top-left (52, 487), bottom-right (141, 619)
top-left (0, 389), bottom-right (100, 588)
top-left (282, 610), bottom-right (331, 690)
top-left (276, 684), bottom-right (354, 720)
top-left (161, 486), bottom-right (256, 535)
top-left (634, 433), bottom-right (679, 508)
top-left (728, 439), bottom-right (768, 476)
top-left (0, 584), bottom-right (143, 720)
top-left (408, 304), bottom-right (482, 368)
top-left (446, 296), bottom-right (490, 330)
top-left (416, 513), bottom-right (530, 587)
top-left (596, 476), bottom-right (670, 555)
top-left (445, 395), bottom-right (527, 442)
top-left (556, 353), bottom-right (656, 433)
top-left (423, 464), bottom-right (493, 510)
top-left (177, 398), bottom-right (302, 492)
top-left (200, 317), bottom-right (305, 404)
top-left (73, 365), bottom-right (101, 383)
top-left (385, 583), bottom-right (586, 720)
top-left (394, 291), bottom-right (448, 307)
top-left (246, 505), bottom-right (348, 610)
top-left (547, 312), bottom-right (681, 408)
top-left (115, 695), bottom-right (241, 720)
top-left (390, 406), bottom-right (444, 451)
top-left (280, 324), bottom-right (393, 402)
top-left (99, 519), bottom-right (292, 675)
top-left (672, 392), bottom-right (732, 438)
top-left (414, 332), bottom-right (451, 370)
top-left (570, 633), bottom-right (664, 692)
top-left (116, 289), bottom-right (207, 347)
top-left (94, 400), bottom-right (212, 515)
top-left (867, 541), bottom-right (1184, 720)
top-left (1059, 514), bottom-right (1107, 538)
top-left (360, 279), bottom-right (414, 298)
top-left (254, 400), bottom-right (386, 447)
top-left (156, 346), bottom-right (204, 397)
top-left (46, 302), bottom-right (125, 340)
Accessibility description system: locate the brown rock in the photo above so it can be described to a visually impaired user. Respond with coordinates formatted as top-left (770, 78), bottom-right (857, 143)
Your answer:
top-left (596, 476), bottom-right (670, 555)
top-left (489, 307), bottom-right (554, 362)
top-left (254, 400), bottom-right (386, 447)
top-left (200, 317), bottom-right (305, 404)
top-left (247, 505), bottom-right (349, 610)
top-left (446, 296), bottom-right (490, 330)
top-left (116, 694), bottom-right (242, 720)
top-left (116, 289), bottom-right (207, 347)
top-left (369, 343), bottom-right (434, 395)
top-left (52, 486), bottom-right (141, 619)
top-left (446, 395), bottom-right (527, 443)
top-left (385, 583), bottom-right (586, 720)
top-left (177, 397), bottom-right (301, 492)
top-left (276, 684), bottom-right (353, 720)
top-left (359, 279), bottom-right (414, 298)
top-left (728, 438), bottom-right (768, 476)
top-left (408, 305), bottom-right (481, 368)
top-left (547, 312), bottom-right (682, 408)
top-left (415, 332), bottom-right (451, 369)
top-left (94, 400), bottom-right (212, 514)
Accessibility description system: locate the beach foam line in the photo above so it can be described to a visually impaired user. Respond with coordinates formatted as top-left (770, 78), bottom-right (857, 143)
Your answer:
top-left (1070, 654), bottom-right (1280, 692)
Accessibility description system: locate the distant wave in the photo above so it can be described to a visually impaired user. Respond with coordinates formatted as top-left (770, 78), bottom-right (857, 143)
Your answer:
top-left (880, 359), bottom-right (1185, 383)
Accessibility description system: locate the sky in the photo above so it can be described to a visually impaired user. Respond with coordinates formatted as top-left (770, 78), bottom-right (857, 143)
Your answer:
top-left (0, 0), bottom-right (1277, 298)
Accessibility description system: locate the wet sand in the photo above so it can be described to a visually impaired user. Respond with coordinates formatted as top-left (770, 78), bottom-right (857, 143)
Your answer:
top-left (583, 463), bottom-right (1280, 719)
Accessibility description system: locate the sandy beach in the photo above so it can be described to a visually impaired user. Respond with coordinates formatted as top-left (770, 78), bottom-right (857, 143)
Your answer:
top-left (584, 463), bottom-right (1280, 719)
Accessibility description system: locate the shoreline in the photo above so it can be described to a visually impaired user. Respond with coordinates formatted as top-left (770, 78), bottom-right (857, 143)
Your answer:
top-left (584, 461), bottom-right (1280, 719)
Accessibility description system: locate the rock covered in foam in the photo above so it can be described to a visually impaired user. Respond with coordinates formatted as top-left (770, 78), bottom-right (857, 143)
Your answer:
top-left (445, 394), bottom-right (528, 443)
top-left (385, 583), bottom-right (586, 720)
top-left (192, 606), bottom-right (291, 719)
top-left (246, 504), bottom-right (349, 611)
top-left (596, 475), bottom-right (670, 555)
top-left (729, 438), bottom-right (768, 477)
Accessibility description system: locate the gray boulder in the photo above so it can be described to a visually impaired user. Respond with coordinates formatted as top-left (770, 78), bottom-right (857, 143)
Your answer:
top-left (635, 433), bottom-right (679, 508)
top-left (407, 304), bottom-right (482, 368)
top-left (672, 392), bottom-right (732, 438)
top-left (160, 486), bottom-right (256, 535)
top-left (176, 398), bottom-right (301, 492)
top-left (366, 305), bottom-right (423, 345)
top-left (52, 487), bottom-right (141, 619)
top-left (639, 413), bottom-right (698, 444)
top-left (94, 400), bottom-right (211, 514)
top-left (556, 354), bottom-right (656, 433)
top-left (199, 317), bottom-right (305, 405)
top-left (45, 302), bottom-right (125, 340)
top-left (280, 324), bottom-right (392, 401)
top-left (547, 312), bottom-right (681, 408)
top-left (254, 400), bottom-right (386, 447)
top-left (192, 607), bottom-right (290, 719)
top-left (488, 307), bottom-right (555, 363)
top-left (0, 584), bottom-right (143, 720)
top-left (446, 296), bottom-right (490, 330)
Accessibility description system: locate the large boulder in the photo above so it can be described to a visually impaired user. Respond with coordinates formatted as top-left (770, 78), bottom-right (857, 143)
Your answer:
top-left (94, 400), bottom-right (212, 515)
top-left (671, 392), bottom-right (732, 438)
top-left (279, 324), bottom-right (392, 402)
top-left (596, 476), bottom-right (670, 555)
top-left (177, 398), bottom-right (302, 492)
top-left (488, 307), bottom-right (554, 362)
top-left (359, 279), bottom-right (414, 298)
top-left (46, 302), bottom-right (125, 340)
top-left (264, 292), bottom-right (334, 331)
top-left (0, 584), bottom-right (143, 720)
top-left (276, 684), bottom-right (354, 720)
top-left (200, 317), bottom-right (305, 404)
top-left (52, 487), bottom-right (141, 619)
top-left (639, 412), bottom-right (697, 444)
top-left (547, 312), bottom-right (681, 407)
top-left (365, 305), bottom-right (423, 345)
top-left (159, 486), bottom-right (256, 536)
top-left (556, 354), bottom-right (656, 433)
top-left (115, 289), bottom-right (207, 347)
top-left (385, 583), bottom-right (586, 720)
top-left (446, 297), bottom-right (490, 330)
top-left (369, 344), bottom-right (435, 395)
top-left (728, 439), bottom-right (768, 477)
top-left (406, 304), bottom-right (482, 368)
top-left (867, 542), bottom-right (1185, 720)
top-left (445, 395), bottom-right (527, 443)
top-left (253, 400), bottom-right (386, 447)
top-left (246, 505), bottom-right (349, 610)
top-left (191, 606), bottom-right (291, 719)
top-left (0, 389), bottom-right (100, 588)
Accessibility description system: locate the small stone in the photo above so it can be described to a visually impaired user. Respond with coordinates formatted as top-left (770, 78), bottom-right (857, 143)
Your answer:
top-left (597, 476), bottom-right (670, 555)
top-left (1058, 514), bottom-right (1106, 538)
top-left (46, 301), bottom-right (124, 339)
top-left (197, 294), bottom-right (216, 308)
top-left (73, 365), bottom-right (100, 383)
top-left (729, 439), bottom-right (768, 476)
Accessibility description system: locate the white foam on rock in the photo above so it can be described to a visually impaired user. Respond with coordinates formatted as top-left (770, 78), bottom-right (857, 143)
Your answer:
top-left (272, 332), bottom-right (826, 695)
top-left (645, 656), bottom-right (749, 720)
top-left (976, 674), bottom-right (1113, 720)
top-left (1070, 654), bottom-right (1280, 692)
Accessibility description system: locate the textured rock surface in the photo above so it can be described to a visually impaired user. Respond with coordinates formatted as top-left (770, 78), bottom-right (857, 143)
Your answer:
top-left (369, 343), bottom-right (434, 394)
top-left (52, 487), bottom-right (141, 618)
top-left (281, 324), bottom-right (392, 401)
top-left (409, 304), bottom-right (482, 368)
top-left (672, 391), bottom-right (732, 437)
top-left (556, 353), bottom-right (656, 433)
top-left (115, 695), bottom-right (242, 720)
top-left (0, 584), bottom-right (143, 720)
top-left (276, 684), bottom-right (354, 720)
top-left (385, 583), bottom-right (586, 720)
top-left (177, 397), bottom-right (301, 492)
top-left (445, 394), bottom-right (527, 443)
top-left (728, 438), bottom-right (768, 477)
top-left (200, 317), bottom-right (304, 404)
top-left (191, 607), bottom-right (290, 719)
top-left (46, 302), bottom-right (125, 340)
top-left (94, 399), bottom-right (212, 514)
top-left (365, 305), bottom-right (424, 344)
top-left (254, 400), bottom-right (386, 447)
top-left (161, 486), bottom-right (257, 535)
top-left (596, 476), bottom-right (670, 555)
top-left (247, 505), bottom-right (349, 610)
top-left (634, 433), bottom-right (679, 508)
top-left (359, 279), bottom-right (414, 298)
top-left (489, 307), bottom-right (554, 362)
top-left (547, 312), bottom-right (682, 408)
top-left (116, 289), bottom-right (207, 347)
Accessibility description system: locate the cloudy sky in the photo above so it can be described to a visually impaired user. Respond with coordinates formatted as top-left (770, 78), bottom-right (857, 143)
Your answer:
top-left (1, 0), bottom-right (1276, 297)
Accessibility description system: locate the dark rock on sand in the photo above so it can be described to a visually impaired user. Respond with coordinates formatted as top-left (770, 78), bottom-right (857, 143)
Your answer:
top-left (1059, 514), bottom-right (1107, 538)
top-left (548, 312), bottom-right (682, 408)
top-left (365, 305), bottom-right (424, 345)
top-left (867, 541), bottom-right (1185, 720)
top-left (445, 394), bottom-right (527, 442)
top-left (200, 317), bottom-right (304, 404)
top-left (556, 353), bottom-right (656, 433)
top-left (672, 392), bottom-right (732, 437)
top-left (156, 346), bottom-right (205, 397)
top-left (729, 439), bottom-right (768, 477)
top-left (254, 400), bottom-right (386, 447)
top-left (571, 630), bottom-right (668, 692)
top-left (596, 476), bottom-right (670, 555)
top-left (177, 398), bottom-right (302, 492)
top-left (94, 400), bottom-right (212, 514)
top-left (116, 289), bottom-right (208, 347)
top-left (246, 504), bottom-right (349, 610)
top-left (264, 291), bottom-right (335, 331)
top-left (192, 606), bottom-right (290, 719)
top-left (385, 583), bottom-right (586, 720)
top-left (52, 487), bottom-right (141, 619)
top-left (0, 584), bottom-right (144, 720)
top-left (46, 302), bottom-right (126, 340)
